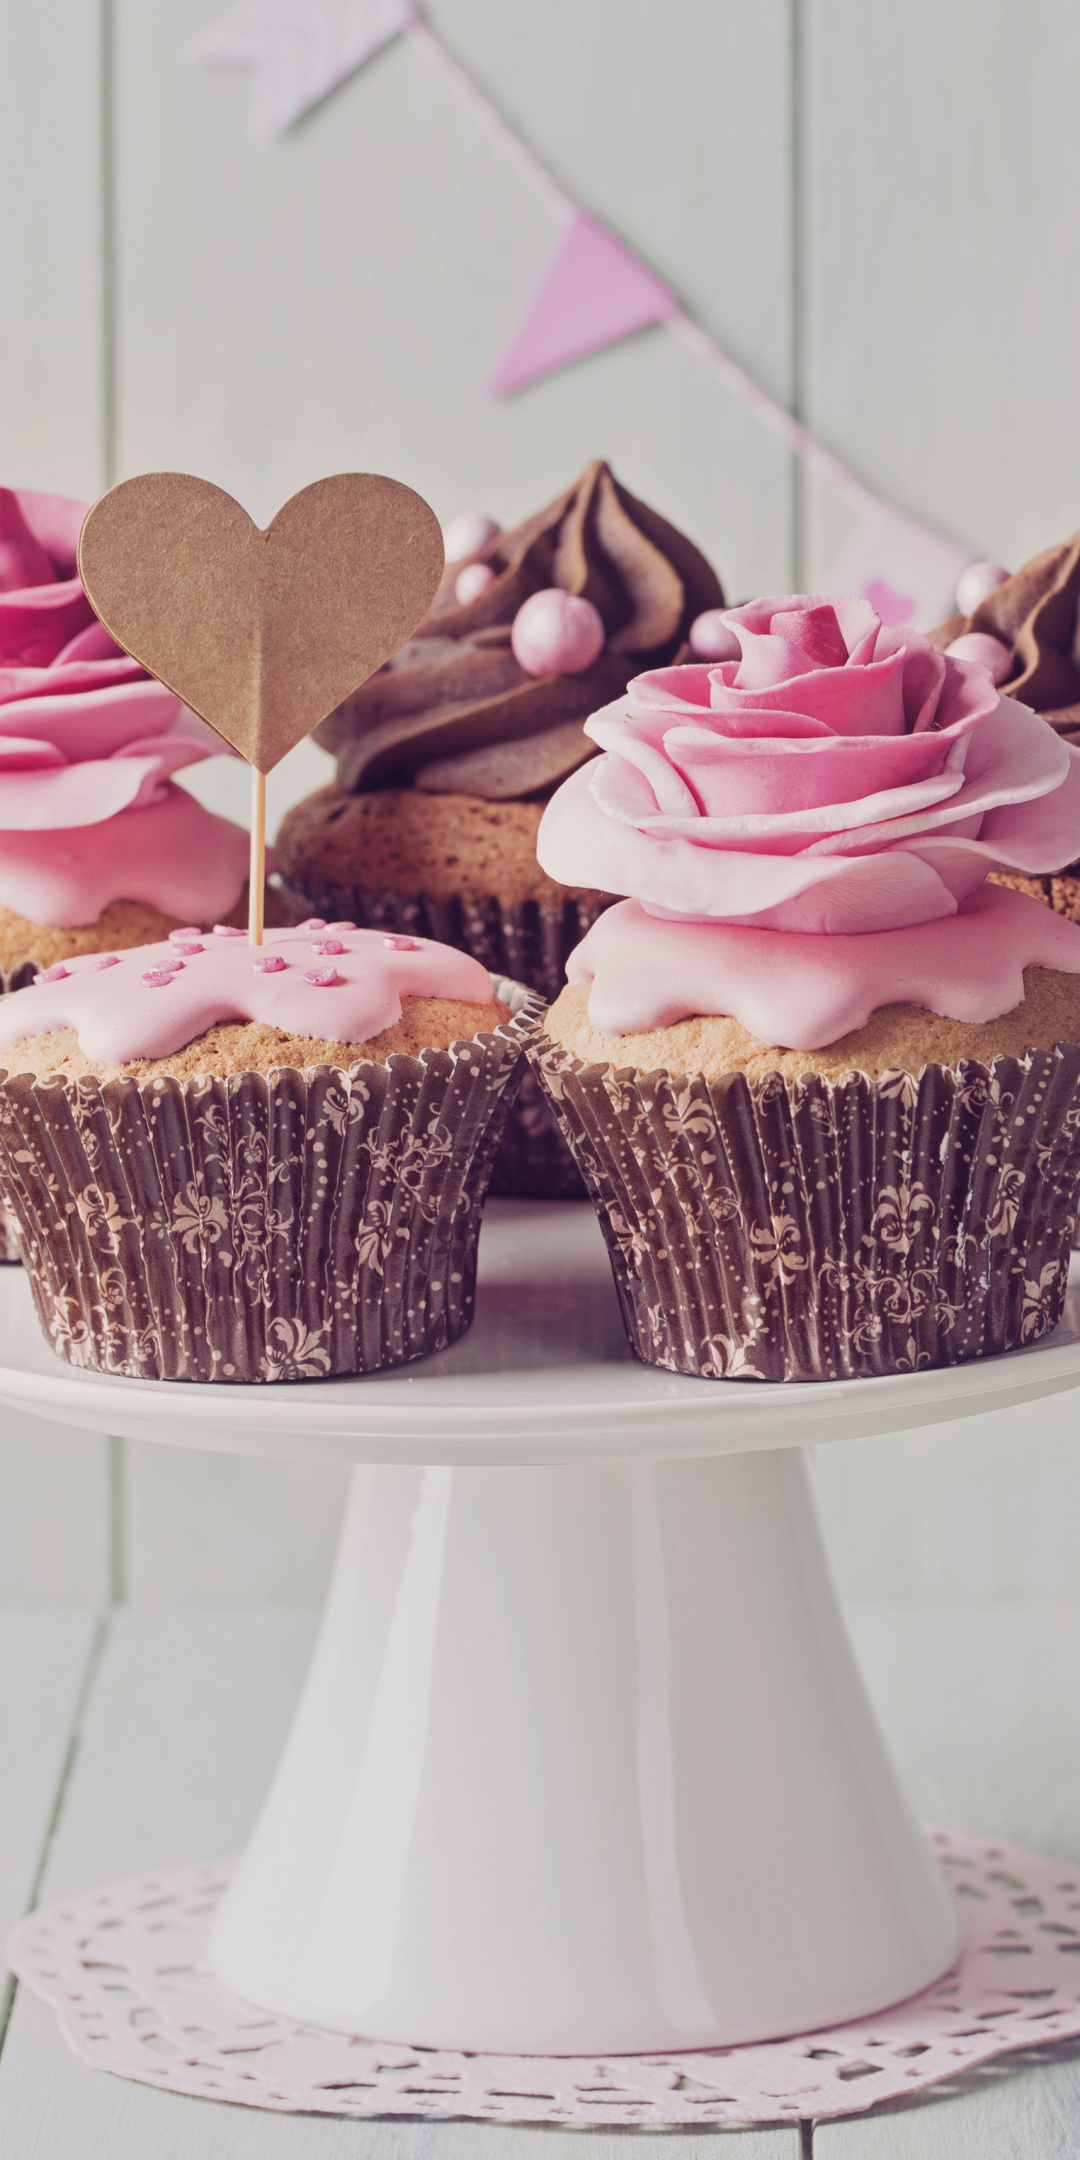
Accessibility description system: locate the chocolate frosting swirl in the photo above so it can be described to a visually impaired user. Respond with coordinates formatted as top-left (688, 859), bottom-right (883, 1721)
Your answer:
top-left (930, 532), bottom-right (1080, 744)
top-left (316, 459), bottom-right (724, 800)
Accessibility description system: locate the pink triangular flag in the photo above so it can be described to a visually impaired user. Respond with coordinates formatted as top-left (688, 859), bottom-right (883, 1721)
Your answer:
top-left (488, 211), bottom-right (675, 396)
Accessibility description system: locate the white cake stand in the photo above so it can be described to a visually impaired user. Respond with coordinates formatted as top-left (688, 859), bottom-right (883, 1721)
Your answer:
top-left (2, 1199), bottom-right (1079, 2058)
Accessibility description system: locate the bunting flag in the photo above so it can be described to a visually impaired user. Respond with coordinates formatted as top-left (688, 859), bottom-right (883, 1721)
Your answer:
top-left (486, 213), bottom-right (676, 398)
top-left (184, 0), bottom-right (414, 144)
top-left (824, 499), bottom-right (973, 633)
top-left (184, 6), bottom-right (973, 622)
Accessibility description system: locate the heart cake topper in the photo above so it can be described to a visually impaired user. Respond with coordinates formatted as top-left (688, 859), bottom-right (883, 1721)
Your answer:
top-left (77, 472), bottom-right (444, 775)
top-left (78, 470), bottom-right (444, 944)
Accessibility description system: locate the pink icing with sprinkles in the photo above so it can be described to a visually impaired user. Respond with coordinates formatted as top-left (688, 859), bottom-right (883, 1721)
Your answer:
top-left (169, 929), bottom-right (201, 943)
top-left (212, 924), bottom-right (246, 939)
top-left (311, 939), bottom-right (344, 955)
top-left (0, 924), bottom-right (496, 1066)
top-left (296, 919), bottom-right (327, 932)
top-left (172, 940), bottom-right (203, 955)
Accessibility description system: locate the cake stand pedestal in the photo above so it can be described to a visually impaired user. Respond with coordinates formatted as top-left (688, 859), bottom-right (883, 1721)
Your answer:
top-left (3, 1200), bottom-right (1080, 2058)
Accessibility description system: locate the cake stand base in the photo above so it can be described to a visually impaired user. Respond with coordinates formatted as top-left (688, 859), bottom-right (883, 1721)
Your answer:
top-left (12, 1829), bottom-right (1080, 2128)
top-left (209, 1448), bottom-right (957, 2054)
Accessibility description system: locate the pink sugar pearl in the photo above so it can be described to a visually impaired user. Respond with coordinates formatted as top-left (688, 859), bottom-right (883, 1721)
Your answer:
top-left (35, 963), bottom-right (68, 983)
top-left (328, 920), bottom-right (356, 932)
top-left (89, 954), bottom-right (119, 971)
top-left (252, 954), bottom-right (285, 973)
top-left (172, 941), bottom-right (203, 956)
top-left (383, 934), bottom-right (421, 951)
top-left (944, 630), bottom-right (1012, 684)
top-left (444, 512), bottom-right (501, 560)
top-left (689, 609), bottom-right (742, 662)
top-left (212, 924), bottom-right (246, 938)
top-left (311, 938), bottom-right (345, 955)
top-left (454, 561), bottom-right (496, 605)
top-left (955, 561), bottom-right (1010, 615)
top-left (141, 969), bottom-right (175, 988)
top-left (304, 966), bottom-right (338, 987)
top-left (169, 927), bottom-right (201, 943)
top-left (296, 918), bottom-right (327, 932)
top-left (511, 590), bottom-right (605, 678)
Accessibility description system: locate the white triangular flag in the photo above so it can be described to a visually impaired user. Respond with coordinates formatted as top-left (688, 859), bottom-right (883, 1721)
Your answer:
top-left (185, 0), bottom-right (413, 143)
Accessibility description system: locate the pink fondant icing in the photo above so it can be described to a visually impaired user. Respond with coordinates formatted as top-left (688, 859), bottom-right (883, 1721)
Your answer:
top-left (568, 887), bottom-right (1080, 1049)
top-left (538, 594), bottom-right (1080, 1041)
top-left (0, 924), bottom-right (497, 1067)
top-left (0, 787), bottom-right (251, 928)
top-left (538, 596), bottom-right (1080, 938)
top-left (0, 487), bottom-right (247, 927)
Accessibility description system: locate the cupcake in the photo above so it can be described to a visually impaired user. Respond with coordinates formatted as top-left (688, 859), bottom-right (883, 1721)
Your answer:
top-left (0, 921), bottom-right (540, 1381)
top-left (275, 459), bottom-right (724, 1197)
top-left (930, 544), bottom-right (1080, 922)
top-left (0, 485), bottom-right (254, 982)
top-left (530, 595), bottom-right (1080, 1382)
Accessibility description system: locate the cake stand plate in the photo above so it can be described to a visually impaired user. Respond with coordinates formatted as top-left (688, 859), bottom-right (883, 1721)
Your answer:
top-left (11, 1827), bottom-right (1080, 2129)
top-left (0, 1201), bottom-right (1078, 1464)
top-left (3, 1203), bottom-right (1078, 2062)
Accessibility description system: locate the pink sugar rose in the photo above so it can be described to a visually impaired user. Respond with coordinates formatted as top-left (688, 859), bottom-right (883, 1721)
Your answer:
top-left (0, 488), bottom-right (248, 925)
top-left (537, 595), bottom-right (1080, 934)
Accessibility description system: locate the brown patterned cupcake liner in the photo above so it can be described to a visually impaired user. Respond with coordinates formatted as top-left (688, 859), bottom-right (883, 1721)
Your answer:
top-left (528, 1035), bottom-right (1080, 1382)
top-left (277, 874), bottom-right (606, 1198)
top-left (0, 981), bottom-right (544, 1384)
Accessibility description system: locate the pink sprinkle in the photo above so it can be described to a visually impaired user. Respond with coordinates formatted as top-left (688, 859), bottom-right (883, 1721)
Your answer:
top-left (328, 920), bottom-right (356, 932)
top-left (296, 918), bottom-right (327, 932)
top-left (303, 966), bottom-right (338, 987)
top-left (252, 955), bottom-right (285, 973)
top-left (162, 957), bottom-right (184, 972)
top-left (383, 934), bottom-right (421, 952)
top-left (141, 969), bottom-right (174, 987)
top-left (311, 938), bottom-right (345, 955)
top-left (173, 940), bottom-right (203, 956)
top-left (169, 927), bottom-right (201, 943)
top-left (212, 924), bottom-right (246, 938)
top-left (89, 954), bottom-right (120, 971)
top-left (35, 963), bottom-right (68, 983)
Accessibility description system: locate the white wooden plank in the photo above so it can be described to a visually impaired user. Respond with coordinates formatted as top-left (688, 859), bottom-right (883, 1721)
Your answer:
top-left (0, 1610), bottom-right (97, 1947)
top-left (812, 1603), bottom-right (1080, 2157)
top-left (0, 1411), bottom-right (111, 1605)
top-left (813, 1389), bottom-right (1080, 1605)
top-left (0, 1608), bottom-right (798, 2153)
top-left (802, 0), bottom-right (1080, 580)
top-left (123, 1443), bottom-right (350, 1605)
top-left (0, 0), bottom-right (105, 498)
top-left (114, 0), bottom-right (793, 606)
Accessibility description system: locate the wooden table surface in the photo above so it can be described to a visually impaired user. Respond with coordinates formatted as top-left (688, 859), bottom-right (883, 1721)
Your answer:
top-left (2, 1601), bottom-right (1080, 2156)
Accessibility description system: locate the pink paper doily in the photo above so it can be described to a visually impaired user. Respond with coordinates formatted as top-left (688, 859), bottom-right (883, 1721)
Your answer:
top-left (9, 1827), bottom-right (1080, 2129)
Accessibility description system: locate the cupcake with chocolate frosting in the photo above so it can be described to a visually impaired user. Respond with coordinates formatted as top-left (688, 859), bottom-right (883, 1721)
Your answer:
top-left (530, 596), bottom-right (1080, 1381)
top-left (276, 459), bottom-right (723, 1196)
top-left (930, 541), bottom-right (1080, 922)
top-left (0, 920), bottom-right (540, 1381)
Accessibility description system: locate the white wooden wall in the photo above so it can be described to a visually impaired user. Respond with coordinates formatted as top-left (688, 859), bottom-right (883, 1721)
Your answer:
top-left (1, 0), bottom-right (1079, 1606)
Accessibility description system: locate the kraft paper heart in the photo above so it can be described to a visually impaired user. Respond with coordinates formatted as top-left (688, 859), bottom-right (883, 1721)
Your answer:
top-left (77, 472), bottom-right (445, 773)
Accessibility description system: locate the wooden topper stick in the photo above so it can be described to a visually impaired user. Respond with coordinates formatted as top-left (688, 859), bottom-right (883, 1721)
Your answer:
top-left (249, 769), bottom-right (266, 946)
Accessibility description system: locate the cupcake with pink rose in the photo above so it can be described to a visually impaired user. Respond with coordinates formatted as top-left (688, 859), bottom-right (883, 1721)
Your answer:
top-left (0, 485), bottom-right (257, 985)
top-left (275, 458), bottom-right (724, 1195)
top-left (530, 594), bottom-right (1080, 1381)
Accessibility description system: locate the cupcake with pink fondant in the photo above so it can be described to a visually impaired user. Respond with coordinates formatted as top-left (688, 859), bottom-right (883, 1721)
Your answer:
top-left (530, 595), bottom-right (1080, 1381)
top-left (0, 918), bottom-right (539, 1380)
top-left (0, 487), bottom-right (253, 982)
top-left (276, 458), bottom-right (723, 1195)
